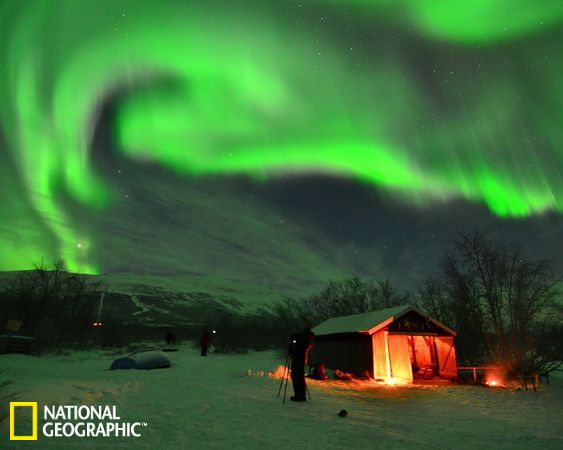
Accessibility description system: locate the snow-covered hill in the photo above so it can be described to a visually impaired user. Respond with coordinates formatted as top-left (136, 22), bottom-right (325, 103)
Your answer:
top-left (0, 270), bottom-right (311, 332)
top-left (96, 272), bottom-right (299, 311)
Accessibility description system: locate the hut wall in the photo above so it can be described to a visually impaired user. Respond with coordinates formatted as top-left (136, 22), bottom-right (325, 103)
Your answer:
top-left (309, 333), bottom-right (372, 377)
top-left (387, 334), bottom-right (414, 382)
top-left (372, 330), bottom-right (389, 379)
top-left (436, 336), bottom-right (458, 379)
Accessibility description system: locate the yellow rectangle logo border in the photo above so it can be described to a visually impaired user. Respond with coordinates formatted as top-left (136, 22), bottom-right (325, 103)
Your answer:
top-left (10, 402), bottom-right (38, 441)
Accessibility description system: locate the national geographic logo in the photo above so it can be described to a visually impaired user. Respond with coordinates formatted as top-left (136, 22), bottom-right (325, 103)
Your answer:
top-left (7, 403), bottom-right (147, 441)
top-left (10, 402), bottom-right (38, 441)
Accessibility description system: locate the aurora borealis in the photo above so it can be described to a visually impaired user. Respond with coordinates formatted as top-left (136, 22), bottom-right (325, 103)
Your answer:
top-left (0, 0), bottom-right (561, 283)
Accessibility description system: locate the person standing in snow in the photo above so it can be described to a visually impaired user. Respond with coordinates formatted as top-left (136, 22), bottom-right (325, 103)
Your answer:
top-left (290, 328), bottom-right (315, 402)
top-left (200, 329), bottom-right (212, 356)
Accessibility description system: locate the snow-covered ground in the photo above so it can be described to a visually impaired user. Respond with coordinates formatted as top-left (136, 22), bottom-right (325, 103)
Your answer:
top-left (1, 346), bottom-right (562, 449)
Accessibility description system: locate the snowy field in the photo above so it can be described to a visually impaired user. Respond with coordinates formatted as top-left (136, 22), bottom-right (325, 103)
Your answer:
top-left (1, 345), bottom-right (562, 449)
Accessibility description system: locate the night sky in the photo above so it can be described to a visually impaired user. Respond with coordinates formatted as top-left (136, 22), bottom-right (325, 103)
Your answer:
top-left (0, 0), bottom-right (561, 294)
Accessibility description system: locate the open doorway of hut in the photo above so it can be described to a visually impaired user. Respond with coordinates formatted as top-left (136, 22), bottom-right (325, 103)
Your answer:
top-left (407, 335), bottom-right (438, 379)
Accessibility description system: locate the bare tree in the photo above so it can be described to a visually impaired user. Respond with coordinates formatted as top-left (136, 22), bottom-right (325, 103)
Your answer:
top-left (420, 231), bottom-right (561, 375)
top-left (0, 260), bottom-right (103, 349)
top-left (279, 278), bottom-right (409, 329)
top-left (418, 275), bottom-right (483, 362)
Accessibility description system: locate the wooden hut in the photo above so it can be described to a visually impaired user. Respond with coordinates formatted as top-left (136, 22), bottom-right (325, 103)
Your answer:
top-left (310, 305), bottom-right (457, 383)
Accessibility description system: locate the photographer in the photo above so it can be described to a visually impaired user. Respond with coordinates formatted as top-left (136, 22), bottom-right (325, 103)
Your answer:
top-left (289, 328), bottom-right (315, 402)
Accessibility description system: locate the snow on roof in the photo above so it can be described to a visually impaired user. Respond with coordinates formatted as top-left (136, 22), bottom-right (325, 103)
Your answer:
top-left (312, 305), bottom-right (410, 336)
top-left (311, 305), bottom-right (456, 336)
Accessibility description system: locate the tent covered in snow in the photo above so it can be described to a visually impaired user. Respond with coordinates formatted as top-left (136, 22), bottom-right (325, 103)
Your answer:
top-left (110, 349), bottom-right (171, 370)
top-left (310, 305), bottom-right (457, 383)
top-left (0, 335), bottom-right (35, 354)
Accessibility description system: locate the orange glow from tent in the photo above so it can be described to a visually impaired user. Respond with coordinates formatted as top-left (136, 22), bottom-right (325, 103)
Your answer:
top-left (384, 377), bottom-right (409, 386)
top-left (485, 377), bottom-right (503, 387)
top-left (269, 365), bottom-right (287, 379)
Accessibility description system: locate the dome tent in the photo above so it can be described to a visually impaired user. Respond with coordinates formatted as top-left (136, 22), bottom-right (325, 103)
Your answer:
top-left (110, 349), bottom-right (171, 370)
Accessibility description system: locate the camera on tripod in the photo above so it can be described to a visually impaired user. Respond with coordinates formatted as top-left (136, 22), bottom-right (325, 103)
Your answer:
top-left (278, 329), bottom-right (315, 403)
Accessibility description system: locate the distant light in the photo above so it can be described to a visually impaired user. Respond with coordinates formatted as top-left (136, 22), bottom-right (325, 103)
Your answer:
top-left (212, 330), bottom-right (216, 334)
top-left (77, 243), bottom-right (82, 248)
top-left (292, 340), bottom-right (296, 344)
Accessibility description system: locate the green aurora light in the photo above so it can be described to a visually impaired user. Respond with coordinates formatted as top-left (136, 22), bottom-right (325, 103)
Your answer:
top-left (0, 0), bottom-right (561, 273)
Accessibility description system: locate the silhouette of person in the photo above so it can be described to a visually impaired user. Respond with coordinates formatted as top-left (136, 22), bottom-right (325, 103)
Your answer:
top-left (290, 328), bottom-right (315, 401)
top-left (200, 329), bottom-right (211, 356)
top-left (165, 331), bottom-right (173, 346)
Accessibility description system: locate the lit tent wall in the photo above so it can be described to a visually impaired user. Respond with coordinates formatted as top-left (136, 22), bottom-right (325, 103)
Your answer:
top-left (310, 306), bottom-right (457, 383)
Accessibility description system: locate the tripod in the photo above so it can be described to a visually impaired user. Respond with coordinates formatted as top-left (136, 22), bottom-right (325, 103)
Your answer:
top-left (277, 353), bottom-right (312, 404)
